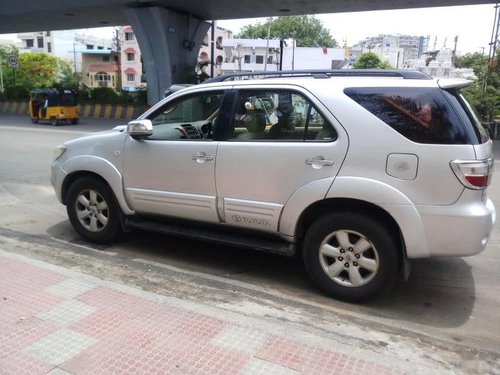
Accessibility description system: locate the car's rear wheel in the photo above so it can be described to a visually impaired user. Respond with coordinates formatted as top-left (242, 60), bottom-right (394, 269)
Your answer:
top-left (302, 212), bottom-right (399, 302)
top-left (66, 176), bottom-right (122, 244)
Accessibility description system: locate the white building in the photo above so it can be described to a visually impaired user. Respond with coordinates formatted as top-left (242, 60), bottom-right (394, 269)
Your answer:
top-left (351, 34), bottom-right (429, 68)
top-left (414, 48), bottom-right (476, 79)
top-left (281, 45), bottom-right (347, 70)
top-left (0, 38), bottom-right (19, 48)
top-left (221, 38), bottom-right (281, 73)
top-left (221, 38), bottom-right (347, 73)
top-left (17, 30), bottom-right (114, 72)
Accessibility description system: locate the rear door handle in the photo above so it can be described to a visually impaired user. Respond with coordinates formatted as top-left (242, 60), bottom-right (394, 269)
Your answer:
top-left (192, 152), bottom-right (214, 163)
top-left (305, 156), bottom-right (334, 169)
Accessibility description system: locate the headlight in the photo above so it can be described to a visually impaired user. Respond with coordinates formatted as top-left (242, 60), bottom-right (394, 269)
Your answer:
top-left (53, 144), bottom-right (67, 161)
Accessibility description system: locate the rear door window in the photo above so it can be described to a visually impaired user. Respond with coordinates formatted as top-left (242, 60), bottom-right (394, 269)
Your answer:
top-left (228, 89), bottom-right (336, 142)
top-left (344, 87), bottom-right (470, 144)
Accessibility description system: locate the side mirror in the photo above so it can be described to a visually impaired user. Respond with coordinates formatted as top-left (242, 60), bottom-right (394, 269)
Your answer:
top-left (127, 119), bottom-right (153, 139)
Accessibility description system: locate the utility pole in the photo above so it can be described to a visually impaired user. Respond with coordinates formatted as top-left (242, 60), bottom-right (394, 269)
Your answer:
top-left (0, 58), bottom-right (4, 94)
top-left (264, 17), bottom-right (272, 71)
top-left (113, 27), bottom-right (122, 91)
top-left (452, 35), bottom-right (458, 66)
top-left (73, 43), bottom-right (77, 73)
top-left (210, 21), bottom-right (215, 78)
top-left (484, 2), bottom-right (499, 94)
top-left (236, 43), bottom-right (242, 72)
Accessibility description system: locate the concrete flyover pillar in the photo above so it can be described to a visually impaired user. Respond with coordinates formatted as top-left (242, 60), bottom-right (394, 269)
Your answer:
top-left (125, 7), bottom-right (210, 106)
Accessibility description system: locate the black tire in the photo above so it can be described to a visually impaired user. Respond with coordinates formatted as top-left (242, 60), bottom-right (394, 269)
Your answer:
top-left (31, 117), bottom-right (39, 124)
top-left (302, 212), bottom-right (399, 302)
top-left (71, 119), bottom-right (79, 125)
top-left (66, 176), bottom-right (122, 244)
top-left (50, 117), bottom-right (58, 126)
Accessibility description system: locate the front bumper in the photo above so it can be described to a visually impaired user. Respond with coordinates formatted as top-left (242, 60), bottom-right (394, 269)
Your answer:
top-left (51, 160), bottom-right (68, 204)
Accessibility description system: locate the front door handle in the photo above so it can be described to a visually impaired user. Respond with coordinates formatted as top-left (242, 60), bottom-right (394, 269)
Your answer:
top-left (192, 152), bottom-right (214, 163)
top-left (305, 156), bottom-right (334, 169)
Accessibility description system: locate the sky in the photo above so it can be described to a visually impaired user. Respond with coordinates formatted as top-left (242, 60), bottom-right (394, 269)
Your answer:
top-left (0, 4), bottom-right (497, 56)
top-left (216, 4), bottom-right (497, 56)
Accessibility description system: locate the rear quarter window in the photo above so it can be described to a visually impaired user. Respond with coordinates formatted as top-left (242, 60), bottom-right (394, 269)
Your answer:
top-left (344, 87), bottom-right (470, 144)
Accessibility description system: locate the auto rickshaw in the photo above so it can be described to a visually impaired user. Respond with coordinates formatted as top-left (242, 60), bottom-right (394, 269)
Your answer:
top-left (29, 88), bottom-right (79, 125)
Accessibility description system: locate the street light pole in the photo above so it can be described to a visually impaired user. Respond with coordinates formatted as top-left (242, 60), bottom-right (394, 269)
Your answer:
top-left (484, 2), bottom-right (500, 94)
top-left (0, 59), bottom-right (4, 94)
top-left (73, 42), bottom-right (77, 73)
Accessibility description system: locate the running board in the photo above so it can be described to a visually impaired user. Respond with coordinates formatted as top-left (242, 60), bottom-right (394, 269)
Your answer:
top-left (124, 216), bottom-right (297, 257)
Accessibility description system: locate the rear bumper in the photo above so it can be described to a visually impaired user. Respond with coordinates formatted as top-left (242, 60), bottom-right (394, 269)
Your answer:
top-left (412, 197), bottom-right (495, 258)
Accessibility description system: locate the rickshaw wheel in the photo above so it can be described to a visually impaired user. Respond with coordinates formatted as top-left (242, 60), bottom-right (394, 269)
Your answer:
top-left (31, 117), bottom-right (38, 124)
top-left (71, 119), bottom-right (79, 125)
top-left (50, 117), bottom-right (59, 126)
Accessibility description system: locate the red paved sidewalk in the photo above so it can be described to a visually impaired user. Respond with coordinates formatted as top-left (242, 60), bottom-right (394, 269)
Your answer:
top-left (0, 250), bottom-right (407, 375)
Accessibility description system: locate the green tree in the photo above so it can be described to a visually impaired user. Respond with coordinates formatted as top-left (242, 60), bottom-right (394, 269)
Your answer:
top-left (55, 59), bottom-right (81, 90)
top-left (459, 51), bottom-right (499, 122)
top-left (353, 52), bottom-right (393, 69)
top-left (0, 45), bottom-right (19, 97)
top-left (463, 83), bottom-right (499, 123)
top-left (15, 53), bottom-right (60, 89)
top-left (454, 52), bottom-right (485, 75)
top-left (0, 50), bottom-right (78, 100)
top-left (237, 16), bottom-right (337, 48)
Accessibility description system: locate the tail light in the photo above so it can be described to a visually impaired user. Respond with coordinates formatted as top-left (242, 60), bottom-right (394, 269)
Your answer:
top-left (450, 159), bottom-right (493, 190)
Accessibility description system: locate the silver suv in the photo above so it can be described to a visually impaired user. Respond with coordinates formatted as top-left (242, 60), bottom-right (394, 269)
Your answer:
top-left (51, 70), bottom-right (496, 302)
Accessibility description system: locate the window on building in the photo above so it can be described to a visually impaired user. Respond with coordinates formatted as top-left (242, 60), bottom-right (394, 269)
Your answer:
top-left (46, 31), bottom-right (51, 36)
top-left (47, 42), bottom-right (51, 53)
top-left (37, 37), bottom-right (44, 48)
top-left (102, 56), bottom-right (110, 62)
top-left (86, 44), bottom-right (94, 49)
top-left (98, 46), bottom-right (103, 50)
top-left (127, 53), bottom-right (135, 62)
top-left (244, 55), bottom-right (251, 64)
top-left (25, 39), bottom-right (34, 48)
top-left (256, 55), bottom-right (264, 64)
top-left (127, 73), bottom-right (135, 82)
top-left (216, 36), bottom-right (223, 49)
top-left (125, 32), bottom-right (134, 41)
top-left (96, 72), bottom-right (111, 82)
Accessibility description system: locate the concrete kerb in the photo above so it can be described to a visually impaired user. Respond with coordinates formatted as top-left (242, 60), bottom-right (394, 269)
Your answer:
top-left (0, 101), bottom-right (143, 120)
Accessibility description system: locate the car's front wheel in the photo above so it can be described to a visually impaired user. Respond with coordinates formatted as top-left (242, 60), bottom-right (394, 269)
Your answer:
top-left (66, 176), bottom-right (122, 244)
top-left (302, 212), bottom-right (399, 302)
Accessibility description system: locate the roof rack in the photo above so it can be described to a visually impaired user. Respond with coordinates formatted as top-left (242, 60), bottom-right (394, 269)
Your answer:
top-left (204, 69), bottom-right (432, 83)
